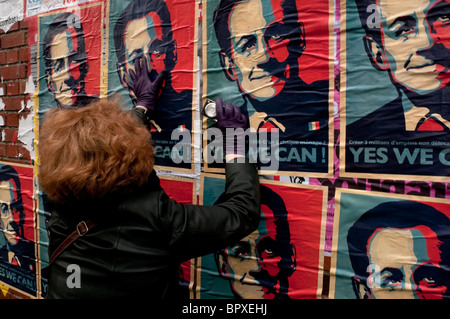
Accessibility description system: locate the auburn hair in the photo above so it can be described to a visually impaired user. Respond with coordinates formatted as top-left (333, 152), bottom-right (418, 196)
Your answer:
top-left (38, 98), bottom-right (155, 203)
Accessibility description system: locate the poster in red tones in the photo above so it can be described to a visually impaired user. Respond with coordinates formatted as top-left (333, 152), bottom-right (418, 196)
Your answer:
top-left (160, 176), bottom-right (197, 205)
top-left (198, 174), bottom-right (327, 299)
top-left (295, 0), bottom-right (331, 84)
top-left (37, 2), bottom-right (103, 113)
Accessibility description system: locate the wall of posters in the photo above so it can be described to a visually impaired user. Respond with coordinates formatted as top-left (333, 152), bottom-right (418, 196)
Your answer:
top-left (0, 0), bottom-right (448, 299)
top-left (0, 0), bottom-right (24, 32)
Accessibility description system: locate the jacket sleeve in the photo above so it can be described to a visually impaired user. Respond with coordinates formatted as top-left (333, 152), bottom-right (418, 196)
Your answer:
top-left (159, 160), bottom-right (261, 262)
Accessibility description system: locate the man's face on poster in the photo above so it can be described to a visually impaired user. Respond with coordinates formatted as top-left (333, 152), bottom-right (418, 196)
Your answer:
top-left (218, 204), bottom-right (295, 298)
top-left (221, 0), bottom-right (304, 101)
top-left (222, 230), bottom-right (264, 298)
top-left (0, 181), bottom-right (20, 246)
top-left (257, 205), bottom-right (285, 278)
top-left (362, 227), bottom-right (448, 299)
top-left (373, 0), bottom-right (450, 95)
top-left (119, 13), bottom-right (171, 93)
top-left (47, 28), bottom-right (85, 107)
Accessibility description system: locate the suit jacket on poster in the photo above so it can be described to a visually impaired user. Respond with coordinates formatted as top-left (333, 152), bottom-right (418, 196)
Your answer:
top-left (346, 97), bottom-right (450, 176)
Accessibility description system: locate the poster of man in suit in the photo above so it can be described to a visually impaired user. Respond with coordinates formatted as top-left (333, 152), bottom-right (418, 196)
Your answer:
top-left (342, 0), bottom-right (450, 180)
top-left (203, 0), bottom-right (334, 176)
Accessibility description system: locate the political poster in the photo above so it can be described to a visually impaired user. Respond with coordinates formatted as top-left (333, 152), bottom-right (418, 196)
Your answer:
top-left (36, 2), bottom-right (103, 117)
top-left (0, 163), bottom-right (36, 297)
top-left (341, 0), bottom-right (450, 181)
top-left (330, 189), bottom-right (450, 299)
top-left (202, 0), bottom-right (334, 177)
top-left (107, 0), bottom-right (198, 172)
top-left (197, 173), bottom-right (327, 299)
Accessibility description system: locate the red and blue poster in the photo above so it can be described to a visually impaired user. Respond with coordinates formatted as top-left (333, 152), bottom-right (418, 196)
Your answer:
top-left (197, 173), bottom-right (327, 299)
top-left (341, 0), bottom-right (450, 181)
top-left (0, 163), bottom-right (36, 297)
top-left (107, 0), bottom-right (197, 173)
top-left (202, 0), bottom-right (334, 177)
top-left (331, 189), bottom-right (450, 299)
top-left (36, 2), bottom-right (103, 115)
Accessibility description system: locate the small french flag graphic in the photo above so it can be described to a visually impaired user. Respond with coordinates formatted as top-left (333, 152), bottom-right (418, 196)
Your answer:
top-left (309, 121), bottom-right (320, 131)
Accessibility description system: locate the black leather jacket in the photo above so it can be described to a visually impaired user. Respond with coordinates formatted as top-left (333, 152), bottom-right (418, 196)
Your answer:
top-left (46, 160), bottom-right (260, 299)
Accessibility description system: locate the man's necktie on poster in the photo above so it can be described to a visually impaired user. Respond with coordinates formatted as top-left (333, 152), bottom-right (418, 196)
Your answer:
top-left (416, 115), bottom-right (446, 131)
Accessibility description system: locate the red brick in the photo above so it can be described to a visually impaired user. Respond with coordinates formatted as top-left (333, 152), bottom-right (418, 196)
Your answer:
top-left (14, 145), bottom-right (30, 161)
top-left (0, 52), bottom-right (6, 65)
top-left (20, 81), bottom-right (27, 94)
top-left (6, 144), bottom-right (19, 158)
top-left (1, 31), bottom-right (26, 49)
top-left (5, 23), bottom-right (18, 33)
top-left (2, 96), bottom-right (24, 111)
top-left (6, 113), bottom-right (19, 127)
top-left (19, 20), bottom-right (28, 29)
top-left (6, 81), bottom-right (26, 95)
top-left (6, 49), bottom-right (19, 64)
top-left (2, 128), bottom-right (16, 142)
top-left (6, 82), bottom-right (19, 95)
top-left (19, 47), bottom-right (28, 62)
top-left (0, 64), bottom-right (27, 80)
top-left (0, 144), bottom-right (6, 157)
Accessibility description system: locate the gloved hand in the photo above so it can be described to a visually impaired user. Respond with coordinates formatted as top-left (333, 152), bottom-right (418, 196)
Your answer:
top-left (215, 98), bottom-right (248, 157)
top-left (128, 58), bottom-right (167, 112)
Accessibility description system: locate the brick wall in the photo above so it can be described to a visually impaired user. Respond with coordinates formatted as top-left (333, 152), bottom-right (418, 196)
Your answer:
top-left (0, 20), bottom-right (32, 166)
